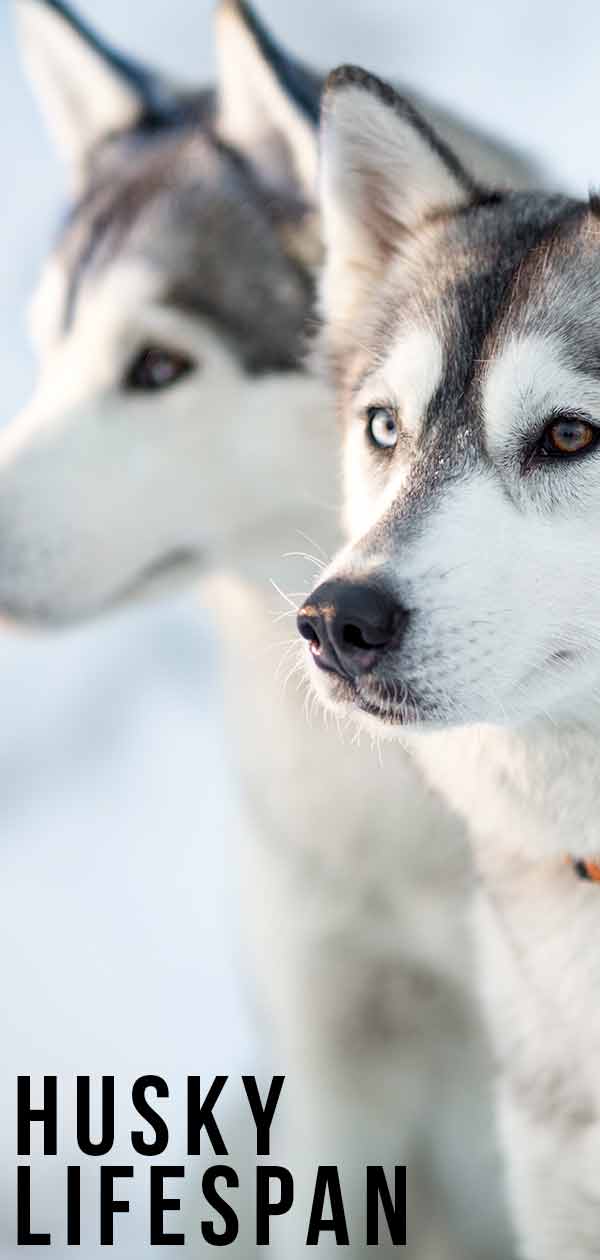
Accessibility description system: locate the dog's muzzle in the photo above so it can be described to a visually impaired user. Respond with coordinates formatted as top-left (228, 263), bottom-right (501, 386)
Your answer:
top-left (297, 578), bottom-right (408, 681)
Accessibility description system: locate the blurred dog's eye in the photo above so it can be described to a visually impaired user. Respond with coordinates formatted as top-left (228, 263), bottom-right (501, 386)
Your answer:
top-left (538, 414), bottom-right (598, 458)
top-left (125, 346), bottom-right (196, 392)
top-left (368, 406), bottom-right (398, 450)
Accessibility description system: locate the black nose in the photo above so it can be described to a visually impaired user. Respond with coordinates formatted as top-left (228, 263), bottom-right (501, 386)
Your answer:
top-left (297, 578), bottom-right (407, 679)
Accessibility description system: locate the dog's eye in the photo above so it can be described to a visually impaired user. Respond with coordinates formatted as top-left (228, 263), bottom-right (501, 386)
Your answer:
top-left (538, 414), bottom-right (598, 458)
top-left (125, 346), bottom-right (196, 392)
top-left (368, 406), bottom-right (398, 450)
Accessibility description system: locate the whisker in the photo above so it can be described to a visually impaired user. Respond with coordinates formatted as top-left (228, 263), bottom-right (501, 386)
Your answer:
top-left (284, 550), bottom-right (327, 571)
top-left (273, 642), bottom-right (298, 684)
top-left (269, 579), bottom-right (300, 612)
top-left (271, 605), bottom-right (305, 625)
top-left (296, 530), bottom-right (331, 562)
top-left (281, 657), bottom-right (306, 695)
top-left (265, 637), bottom-right (301, 651)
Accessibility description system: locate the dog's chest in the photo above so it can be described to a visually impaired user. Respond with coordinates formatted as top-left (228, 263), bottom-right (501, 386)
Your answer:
top-left (413, 723), bottom-right (600, 1115)
top-left (477, 862), bottom-right (600, 1118)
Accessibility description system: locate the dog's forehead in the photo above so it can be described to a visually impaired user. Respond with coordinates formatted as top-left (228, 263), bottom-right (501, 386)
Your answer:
top-left (52, 120), bottom-right (314, 373)
top-left (358, 193), bottom-right (600, 450)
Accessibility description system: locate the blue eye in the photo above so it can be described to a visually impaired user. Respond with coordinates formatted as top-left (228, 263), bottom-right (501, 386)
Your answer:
top-left (368, 406), bottom-right (398, 450)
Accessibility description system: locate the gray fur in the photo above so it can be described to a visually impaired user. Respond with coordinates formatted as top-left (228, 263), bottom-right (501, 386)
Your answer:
top-left (55, 49), bottom-right (540, 380)
top-left (310, 65), bottom-right (600, 734)
top-left (341, 191), bottom-right (594, 529)
top-left (59, 104), bottom-right (316, 372)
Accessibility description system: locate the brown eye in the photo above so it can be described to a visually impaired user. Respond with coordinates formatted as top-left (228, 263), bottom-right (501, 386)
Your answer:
top-left (540, 414), bottom-right (598, 457)
top-left (125, 346), bottom-right (196, 392)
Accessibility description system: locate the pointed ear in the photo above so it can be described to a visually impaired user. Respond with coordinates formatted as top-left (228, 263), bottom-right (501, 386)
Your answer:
top-left (14, 0), bottom-right (168, 177)
top-left (319, 66), bottom-right (477, 344)
top-left (214, 0), bottom-right (320, 202)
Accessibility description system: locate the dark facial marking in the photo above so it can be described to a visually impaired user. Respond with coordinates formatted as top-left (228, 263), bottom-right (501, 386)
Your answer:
top-left (60, 95), bottom-right (214, 331)
top-left (422, 195), bottom-right (586, 445)
top-left (370, 193), bottom-right (589, 527)
top-left (356, 194), bottom-right (593, 553)
top-left (57, 103), bottom-right (316, 373)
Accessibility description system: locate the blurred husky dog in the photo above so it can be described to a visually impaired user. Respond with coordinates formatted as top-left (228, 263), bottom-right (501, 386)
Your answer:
top-left (7, 2), bottom-right (539, 1254)
top-left (299, 61), bottom-right (600, 1260)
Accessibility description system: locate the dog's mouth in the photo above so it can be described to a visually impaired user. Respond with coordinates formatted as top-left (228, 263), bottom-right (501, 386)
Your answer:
top-left (356, 687), bottom-right (422, 725)
top-left (311, 660), bottom-right (425, 727)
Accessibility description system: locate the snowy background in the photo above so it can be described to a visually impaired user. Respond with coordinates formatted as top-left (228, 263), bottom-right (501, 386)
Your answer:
top-left (1, 0), bottom-right (600, 1253)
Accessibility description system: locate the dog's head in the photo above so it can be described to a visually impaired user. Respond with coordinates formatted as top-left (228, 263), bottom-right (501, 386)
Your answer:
top-left (2, 0), bottom-right (323, 625)
top-left (299, 66), bottom-right (600, 730)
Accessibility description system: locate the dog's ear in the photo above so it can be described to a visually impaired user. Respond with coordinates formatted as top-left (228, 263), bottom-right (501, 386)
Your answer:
top-left (320, 66), bottom-right (477, 345)
top-left (215, 0), bottom-right (320, 203)
top-left (14, 0), bottom-right (175, 179)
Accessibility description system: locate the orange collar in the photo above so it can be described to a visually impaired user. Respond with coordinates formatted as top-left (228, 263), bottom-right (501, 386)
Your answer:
top-left (567, 856), bottom-right (600, 883)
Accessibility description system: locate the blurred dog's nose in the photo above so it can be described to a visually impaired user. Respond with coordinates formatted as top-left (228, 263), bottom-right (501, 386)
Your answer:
top-left (297, 578), bottom-right (406, 678)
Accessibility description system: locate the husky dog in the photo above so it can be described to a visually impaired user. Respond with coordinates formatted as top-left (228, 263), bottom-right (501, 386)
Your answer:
top-left (299, 62), bottom-right (600, 1260)
top-left (7, 2), bottom-right (540, 1254)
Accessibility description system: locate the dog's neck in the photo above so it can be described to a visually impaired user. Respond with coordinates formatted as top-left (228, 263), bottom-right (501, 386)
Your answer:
top-left (421, 717), bottom-right (600, 1260)
top-left (414, 713), bottom-right (600, 868)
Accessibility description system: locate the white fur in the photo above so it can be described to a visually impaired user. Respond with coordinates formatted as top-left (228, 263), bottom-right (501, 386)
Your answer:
top-left (312, 69), bottom-right (600, 1260)
top-left (320, 82), bottom-right (469, 337)
top-left (1, 258), bottom-right (341, 621)
top-left (408, 720), bottom-right (600, 1259)
top-left (7, 7), bottom-right (548, 1254)
top-left (483, 331), bottom-right (600, 453)
top-left (2, 245), bottom-right (511, 1258)
top-left (15, 0), bottom-right (141, 175)
top-left (344, 329), bottom-right (443, 537)
top-left (215, 0), bottom-right (318, 199)
top-left (358, 328), bottom-right (444, 439)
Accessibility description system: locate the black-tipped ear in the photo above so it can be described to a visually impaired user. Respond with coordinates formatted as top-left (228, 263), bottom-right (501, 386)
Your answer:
top-left (215, 0), bottom-right (320, 202)
top-left (14, 0), bottom-right (178, 178)
top-left (319, 65), bottom-right (476, 341)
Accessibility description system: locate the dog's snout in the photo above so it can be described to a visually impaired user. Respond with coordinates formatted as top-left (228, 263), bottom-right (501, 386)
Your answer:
top-left (297, 578), bottom-right (406, 678)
